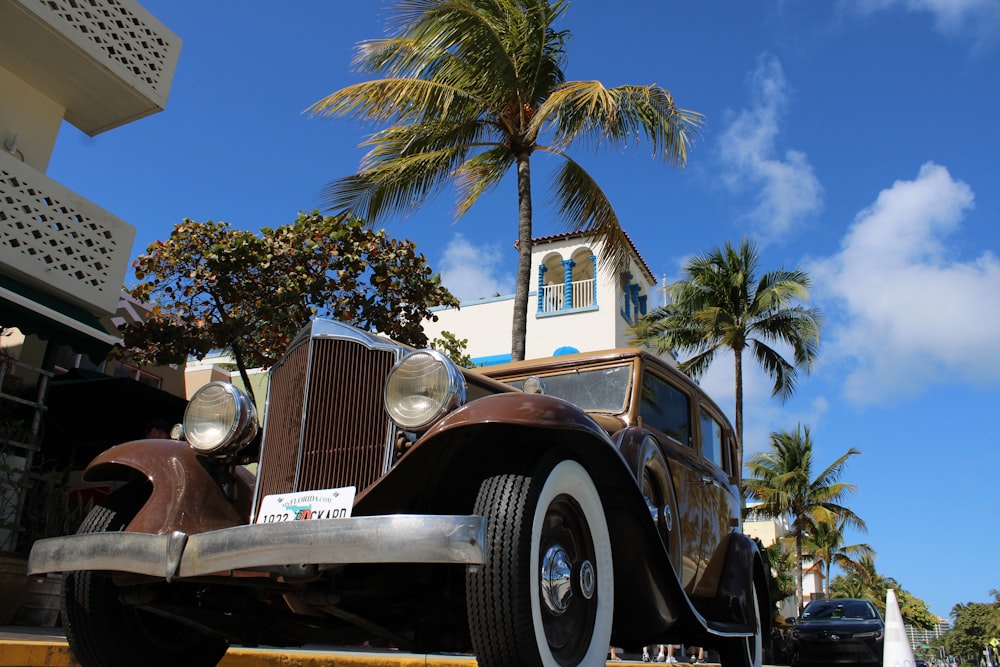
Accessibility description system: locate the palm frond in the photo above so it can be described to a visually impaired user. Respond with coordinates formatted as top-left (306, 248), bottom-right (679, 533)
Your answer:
top-left (750, 338), bottom-right (798, 400)
top-left (540, 81), bottom-right (703, 164)
top-left (308, 78), bottom-right (484, 126)
top-left (453, 148), bottom-right (515, 217)
top-left (358, 117), bottom-right (493, 166)
top-left (677, 345), bottom-right (722, 380)
top-left (810, 448), bottom-right (862, 491)
top-left (323, 141), bottom-right (467, 220)
top-left (374, 0), bottom-right (517, 85)
top-left (750, 307), bottom-right (822, 370)
top-left (323, 118), bottom-right (499, 221)
top-left (547, 155), bottom-right (631, 272)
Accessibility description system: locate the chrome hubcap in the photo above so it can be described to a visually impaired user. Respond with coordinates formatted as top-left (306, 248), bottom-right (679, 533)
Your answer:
top-left (541, 545), bottom-right (573, 615)
top-left (541, 544), bottom-right (597, 614)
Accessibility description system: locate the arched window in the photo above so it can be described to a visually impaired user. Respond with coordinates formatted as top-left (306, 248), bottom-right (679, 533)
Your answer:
top-left (537, 247), bottom-right (598, 314)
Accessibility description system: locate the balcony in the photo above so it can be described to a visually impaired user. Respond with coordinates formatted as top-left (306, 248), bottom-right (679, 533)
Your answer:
top-left (539, 279), bottom-right (596, 315)
top-left (0, 148), bottom-right (135, 316)
top-left (0, 0), bottom-right (181, 135)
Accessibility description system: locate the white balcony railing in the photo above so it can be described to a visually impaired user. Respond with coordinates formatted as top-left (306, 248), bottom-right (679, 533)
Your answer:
top-left (570, 279), bottom-right (595, 309)
top-left (0, 0), bottom-right (181, 135)
top-left (539, 279), bottom-right (596, 314)
top-left (0, 149), bottom-right (135, 315)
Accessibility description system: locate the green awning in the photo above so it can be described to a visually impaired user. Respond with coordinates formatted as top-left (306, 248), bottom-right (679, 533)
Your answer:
top-left (0, 274), bottom-right (119, 362)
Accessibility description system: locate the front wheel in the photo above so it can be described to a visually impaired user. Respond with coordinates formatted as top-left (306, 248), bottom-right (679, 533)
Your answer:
top-left (719, 579), bottom-right (763, 667)
top-left (62, 486), bottom-right (230, 667)
top-left (467, 458), bottom-right (614, 667)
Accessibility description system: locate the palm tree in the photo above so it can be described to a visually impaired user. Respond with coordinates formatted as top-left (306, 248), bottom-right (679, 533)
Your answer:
top-left (761, 540), bottom-right (796, 612)
top-left (743, 425), bottom-right (865, 613)
top-left (990, 589), bottom-right (1000, 643)
top-left (629, 238), bottom-right (822, 463)
top-left (853, 554), bottom-right (897, 602)
top-left (310, 0), bottom-right (702, 361)
top-left (801, 516), bottom-right (875, 595)
top-left (828, 572), bottom-right (871, 601)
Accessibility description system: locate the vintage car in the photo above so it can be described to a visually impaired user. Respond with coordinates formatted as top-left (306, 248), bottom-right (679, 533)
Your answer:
top-left (29, 318), bottom-right (767, 667)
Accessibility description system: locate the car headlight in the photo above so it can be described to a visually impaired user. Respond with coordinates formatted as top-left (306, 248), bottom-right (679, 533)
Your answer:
top-left (855, 630), bottom-right (883, 639)
top-left (184, 382), bottom-right (259, 456)
top-left (384, 349), bottom-right (466, 431)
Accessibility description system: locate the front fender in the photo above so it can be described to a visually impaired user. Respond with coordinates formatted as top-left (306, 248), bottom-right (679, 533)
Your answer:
top-left (83, 439), bottom-right (248, 535)
top-left (357, 393), bottom-right (626, 516)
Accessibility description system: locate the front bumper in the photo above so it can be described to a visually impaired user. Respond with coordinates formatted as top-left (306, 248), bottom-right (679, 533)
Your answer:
top-left (28, 514), bottom-right (487, 581)
top-left (791, 638), bottom-right (883, 665)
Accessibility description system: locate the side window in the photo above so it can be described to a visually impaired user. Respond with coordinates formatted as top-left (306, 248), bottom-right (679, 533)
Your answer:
top-left (700, 411), bottom-right (727, 472)
top-left (640, 372), bottom-right (691, 445)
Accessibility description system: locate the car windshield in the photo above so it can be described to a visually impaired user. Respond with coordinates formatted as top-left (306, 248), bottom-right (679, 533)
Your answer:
top-left (801, 600), bottom-right (878, 621)
top-left (502, 365), bottom-right (631, 412)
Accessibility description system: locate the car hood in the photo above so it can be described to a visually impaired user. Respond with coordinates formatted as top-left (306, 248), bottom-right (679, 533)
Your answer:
top-left (796, 618), bottom-right (883, 635)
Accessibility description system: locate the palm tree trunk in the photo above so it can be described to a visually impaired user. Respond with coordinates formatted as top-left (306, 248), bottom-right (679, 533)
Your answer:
top-left (734, 349), bottom-right (744, 474)
top-left (795, 529), bottom-right (805, 614)
top-left (511, 153), bottom-right (533, 362)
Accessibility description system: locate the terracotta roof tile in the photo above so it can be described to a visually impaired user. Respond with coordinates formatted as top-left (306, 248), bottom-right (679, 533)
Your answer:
top-left (528, 229), bottom-right (656, 284)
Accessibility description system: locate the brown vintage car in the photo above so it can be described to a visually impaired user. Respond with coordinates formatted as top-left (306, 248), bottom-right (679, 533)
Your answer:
top-left (29, 318), bottom-right (767, 667)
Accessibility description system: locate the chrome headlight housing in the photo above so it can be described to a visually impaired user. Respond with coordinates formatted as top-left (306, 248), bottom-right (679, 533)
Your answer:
top-left (183, 382), bottom-right (259, 456)
top-left (384, 349), bottom-right (466, 431)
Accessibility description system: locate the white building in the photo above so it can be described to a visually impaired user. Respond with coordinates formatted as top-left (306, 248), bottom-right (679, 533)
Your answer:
top-left (423, 230), bottom-right (667, 365)
top-left (743, 512), bottom-right (825, 618)
top-left (1, 0), bottom-right (180, 364)
top-left (0, 0), bottom-right (182, 551)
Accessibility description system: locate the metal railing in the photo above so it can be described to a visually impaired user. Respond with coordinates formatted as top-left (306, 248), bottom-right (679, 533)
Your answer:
top-left (0, 350), bottom-right (52, 552)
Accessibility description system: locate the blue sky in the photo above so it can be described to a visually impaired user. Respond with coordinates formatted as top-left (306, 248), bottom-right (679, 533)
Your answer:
top-left (47, 1), bottom-right (999, 619)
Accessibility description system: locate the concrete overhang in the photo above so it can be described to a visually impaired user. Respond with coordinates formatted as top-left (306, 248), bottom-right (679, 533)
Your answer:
top-left (0, 0), bottom-right (181, 136)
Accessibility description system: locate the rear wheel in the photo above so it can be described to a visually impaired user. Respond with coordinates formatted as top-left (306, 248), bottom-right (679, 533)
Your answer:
top-left (467, 459), bottom-right (614, 667)
top-left (62, 486), bottom-right (230, 667)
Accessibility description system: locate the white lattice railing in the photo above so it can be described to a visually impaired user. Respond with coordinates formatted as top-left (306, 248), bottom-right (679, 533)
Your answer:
top-left (0, 150), bottom-right (135, 315)
top-left (20, 0), bottom-right (178, 99)
top-left (3, 0), bottom-right (181, 134)
top-left (32, 0), bottom-right (178, 97)
top-left (539, 279), bottom-right (596, 313)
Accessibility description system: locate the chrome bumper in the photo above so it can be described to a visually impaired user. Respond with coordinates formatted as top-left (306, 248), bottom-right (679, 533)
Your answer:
top-left (28, 514), bottom-right (486, 581)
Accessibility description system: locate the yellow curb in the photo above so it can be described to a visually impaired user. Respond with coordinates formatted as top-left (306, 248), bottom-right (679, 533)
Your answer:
top-left (0, 639), bottom-right (484, 667)
top-left (0, 640), bottom-right (78, 667)
top-left (0, 638), bottom-right (644, 666)
top-left (222, 647), bottom-right (479, 667)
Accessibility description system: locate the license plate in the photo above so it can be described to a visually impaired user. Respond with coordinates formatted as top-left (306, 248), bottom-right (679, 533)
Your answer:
top-left (255, 486), bottom-right (356, 524)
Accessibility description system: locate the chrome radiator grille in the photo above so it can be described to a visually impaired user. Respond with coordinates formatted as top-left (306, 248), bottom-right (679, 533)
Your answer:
top-left (253, 333), bottom-right (398, 515)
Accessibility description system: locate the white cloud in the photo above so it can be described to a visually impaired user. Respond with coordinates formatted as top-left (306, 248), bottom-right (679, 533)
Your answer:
top-left (842, 0), bottom-right (1000, 46)
top-left (810, 162), bottom-right (1000, 404)
top-left (717, 54), bottom-right (824, 240)
top-left (438, 234), bottom-right (515, 303)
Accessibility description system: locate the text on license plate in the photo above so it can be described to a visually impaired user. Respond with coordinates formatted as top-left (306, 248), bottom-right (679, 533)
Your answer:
top-left (255, 486), bottom-right (356, 524)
